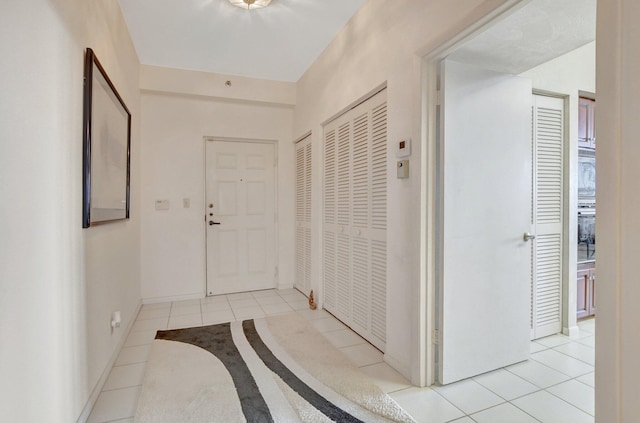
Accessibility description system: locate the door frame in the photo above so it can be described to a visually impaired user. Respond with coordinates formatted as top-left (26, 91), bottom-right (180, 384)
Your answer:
top-left (203, 136), bottom-right (280, 296)
top-left (419, 0), bottom-right (561, 386)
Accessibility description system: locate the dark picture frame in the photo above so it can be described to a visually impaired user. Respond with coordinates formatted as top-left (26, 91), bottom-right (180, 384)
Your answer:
top-left (82, 48), bottom-right (131, 228)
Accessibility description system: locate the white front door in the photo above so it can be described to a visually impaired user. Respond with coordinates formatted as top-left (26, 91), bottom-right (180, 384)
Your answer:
top-left (438, 59), bottom-right (532, 384)
top-left (205, 140), bottom-right (276, 296)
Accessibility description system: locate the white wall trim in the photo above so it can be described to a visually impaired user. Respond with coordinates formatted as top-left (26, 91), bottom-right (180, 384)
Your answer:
top-left (384, 354), bottom-right (411, 382)
top-left (76, 300), bottom-right (143, 423)
top-left (143, 293), bottom-right (203, 304)
top-left (292, 131), bottom-right (312, 145)
top-left (320, 82), bottom-right (387, 127)
top-left (563, 324), bottom-right (580, 338)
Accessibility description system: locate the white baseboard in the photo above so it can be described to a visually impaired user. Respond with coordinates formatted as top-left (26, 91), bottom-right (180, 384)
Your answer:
top-left (563, 324), bottom-right (580, 338)
top-left (278, 282), bottom-right (294, 290)
top-left (76, 300), bottom-right (143, 423)
top-left (142, 292), bottom-right (203, 304)
top-left (384, 353), bottom-right (412, 384)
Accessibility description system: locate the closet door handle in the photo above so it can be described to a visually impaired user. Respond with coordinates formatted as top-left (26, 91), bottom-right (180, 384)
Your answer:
top-left (523, 232), bottom-right (536, 242)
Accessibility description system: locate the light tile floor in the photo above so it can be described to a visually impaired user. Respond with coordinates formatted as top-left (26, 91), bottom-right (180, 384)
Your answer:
top-left (87, 289), bottom-right (596, 423)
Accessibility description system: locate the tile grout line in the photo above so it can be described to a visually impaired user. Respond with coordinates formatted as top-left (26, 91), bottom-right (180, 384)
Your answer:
top-left (99, 296), bottom-right (595, 423)
top-left (543, 376), bottom-right (595, 416)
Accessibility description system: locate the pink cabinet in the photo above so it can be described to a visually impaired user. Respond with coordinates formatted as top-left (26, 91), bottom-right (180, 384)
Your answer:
top-left (577, 263), bottom-right (596, 319)
top-left (578, 97), bottom-right (596, 149)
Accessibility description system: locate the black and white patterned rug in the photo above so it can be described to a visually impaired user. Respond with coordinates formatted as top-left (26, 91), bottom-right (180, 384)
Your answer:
top-left (135, 313), bottom-right (415, 423)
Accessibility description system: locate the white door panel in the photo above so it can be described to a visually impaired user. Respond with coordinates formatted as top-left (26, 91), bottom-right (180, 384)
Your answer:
top-left (439, 60), bottom-right (532, 384)
top-left (531, 94), bottom-right (564, 339)
top-left (206, 140), bottom-right (276, 295)
top-left (295, 136), bottom-right (312, 294)
top-left (323, 89), bottom-right (387, 351)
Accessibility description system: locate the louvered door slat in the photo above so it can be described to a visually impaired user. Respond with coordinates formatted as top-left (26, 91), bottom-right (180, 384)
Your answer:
top-left (305, 143), bottom-right (312, 223)
top-left (336, 233), bottom-right (352, 320)
top-left (322, 89), bottom-right (387, 351)
top-left (337, 123), bottom-right (351, 227)
top-left (323, 231), bottom-right (337, 309)
top-left (296, 227), bottom-right (304, 289)
top-left (352, 113), bottom-right (369, 228)
top-left (536, 106), bottom-right (563, 224)
top-left (371, 103), bottom-right (387, 231)
top-left (296, 147), bottom-right (304, 221)
top-left (295, 135), bottom-right (312, 294)
top-left (324, 130), bottom-right (336, 224)
top-left (352, 237), bottom-right (370, 330)
top-left (371, 240), bottom-right (387, 344)
top-left (535, 235), bottom-right (562, 326)
top-left (531, 95), bottom-right (564, 340)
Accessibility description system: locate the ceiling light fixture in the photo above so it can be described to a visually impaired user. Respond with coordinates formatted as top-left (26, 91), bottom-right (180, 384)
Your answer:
top-left (228, 0), bottom-right (272, 10)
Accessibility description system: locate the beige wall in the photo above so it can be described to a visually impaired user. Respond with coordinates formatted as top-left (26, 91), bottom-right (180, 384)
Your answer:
top-left (139, 66), bottom-right (295, 301)
top-left (293, 0), bottom-right (512, 382)
top-left (596, 0), bottom-right (640, 421)
top-left (3, 0), bottom-right (633, 420)
top-left (0, 0), bottom-right (140, 421)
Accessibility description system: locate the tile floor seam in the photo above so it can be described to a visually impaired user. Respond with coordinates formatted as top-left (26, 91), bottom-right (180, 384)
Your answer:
top-left (431, 388), bottom-right (468, 417)
top-left (93, 297), bottom-right (596, 423)
top-left (543, 382), bottom-right (595, 416)
top-left (102, 382), bottom-right (143, 393)
top-left (472, 376), bottom-right (543, 403)
top-left (501, 366), bottom-right (569, 390)
top-left (503, 400), bottom-right (544, 423)
top-left (573, 376), bottom-right (594, 389)
top-left (460, 399), bottom-right (508, 417)
top-left (523, 355), bottom-right (588, 380)
top-left (495, 387), bottom-right (543, 403)
top-left (549, 346), bottom-right (595, 366)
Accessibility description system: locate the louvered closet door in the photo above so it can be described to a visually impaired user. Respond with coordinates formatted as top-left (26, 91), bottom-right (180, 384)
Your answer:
top-left (323, 89), bottom-right (387, 351)
top-left (531, 94), bottom-right (564, 339)
top-left (295, 135), bottom-right (312, 294)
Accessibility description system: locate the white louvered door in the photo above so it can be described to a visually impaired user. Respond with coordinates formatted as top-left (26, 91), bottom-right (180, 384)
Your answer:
top-left (531, 95), bottom-right (564, 339)
top-left (323, 89), bottom-right (387, 351)
top-left (295, 135), bottom-right (312, 294)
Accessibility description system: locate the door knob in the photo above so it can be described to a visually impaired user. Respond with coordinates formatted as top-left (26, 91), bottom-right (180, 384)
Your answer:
top-left (523, 232), bottom-right (536, 242)
top-left (209, 221), bottom-right (220, 226)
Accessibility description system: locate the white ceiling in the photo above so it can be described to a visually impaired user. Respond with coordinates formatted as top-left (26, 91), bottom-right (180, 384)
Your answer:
top-left (118, 0), bottom-right (596, 83)
top-left (448, 0), bottom-right (596, 74)
top-left (117, 0), bottom-right (366, 82)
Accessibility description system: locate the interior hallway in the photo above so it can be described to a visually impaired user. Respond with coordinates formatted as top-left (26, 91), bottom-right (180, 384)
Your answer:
top-left (88, 289), bottom-right (595, 423)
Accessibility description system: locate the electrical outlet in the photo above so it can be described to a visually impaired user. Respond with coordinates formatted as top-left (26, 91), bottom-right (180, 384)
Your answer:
top-left (397, 160), bottom-right (409, 178)
top-left (155, 199), bottom-right (170, 210)
top-left (111, 311), bottom-right (121, 330)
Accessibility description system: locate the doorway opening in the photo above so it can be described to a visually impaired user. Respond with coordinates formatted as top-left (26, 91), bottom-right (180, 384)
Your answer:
top-left (423, 0), bottom-right (596, 390)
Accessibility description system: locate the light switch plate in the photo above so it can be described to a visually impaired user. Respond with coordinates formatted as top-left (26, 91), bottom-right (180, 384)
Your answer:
top-left (397, 139), bottom-right (411, 157)
top-left (155, 199), bottom-right (170, 210)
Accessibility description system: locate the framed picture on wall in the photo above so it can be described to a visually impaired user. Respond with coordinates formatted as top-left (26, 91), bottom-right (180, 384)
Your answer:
top-left (82, 48), bottom-right (131, 228)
